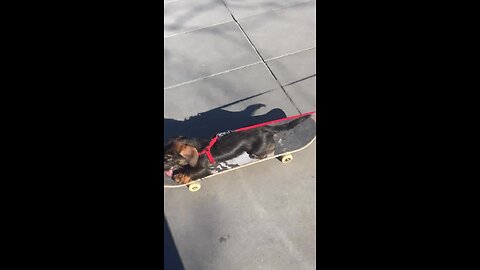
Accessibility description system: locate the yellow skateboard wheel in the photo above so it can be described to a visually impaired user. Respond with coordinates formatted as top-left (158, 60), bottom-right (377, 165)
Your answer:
top-left (188, 182), bottom-right (201, 192)
top-left (281, 154), bottom-right (293, 163)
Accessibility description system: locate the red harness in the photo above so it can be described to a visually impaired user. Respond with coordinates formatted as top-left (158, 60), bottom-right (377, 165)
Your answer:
top-left (197, 136), bottom-right (219, 164)
top-left (198, 111), bottom-right (316, 164)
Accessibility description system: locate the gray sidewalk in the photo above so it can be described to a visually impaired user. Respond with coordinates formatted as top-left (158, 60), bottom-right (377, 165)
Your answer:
top-left (164, 1), bottom-right (316, 269)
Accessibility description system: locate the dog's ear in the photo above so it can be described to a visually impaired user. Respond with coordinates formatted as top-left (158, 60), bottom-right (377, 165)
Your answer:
top-left (179, 145), bottom-right (199, 167)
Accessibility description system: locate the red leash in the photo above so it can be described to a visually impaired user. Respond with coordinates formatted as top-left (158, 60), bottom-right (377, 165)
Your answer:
top-left (198, 111), bottom-right (316, 164)
top-left (234, 111), bottom-right (316, 132)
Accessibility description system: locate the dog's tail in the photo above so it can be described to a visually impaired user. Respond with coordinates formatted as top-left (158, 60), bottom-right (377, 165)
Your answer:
top-left (263, 115), bottom-right (311, 132)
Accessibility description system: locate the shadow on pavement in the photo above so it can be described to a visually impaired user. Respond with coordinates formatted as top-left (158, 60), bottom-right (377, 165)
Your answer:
top-left (164, 215), bottom-right (185, 270)
top-left (164, 100), bottom-right (287, 144)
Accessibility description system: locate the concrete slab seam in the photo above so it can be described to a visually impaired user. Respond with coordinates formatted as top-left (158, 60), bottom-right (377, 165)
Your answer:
top-left (220, 0), bottom-right (303, 114)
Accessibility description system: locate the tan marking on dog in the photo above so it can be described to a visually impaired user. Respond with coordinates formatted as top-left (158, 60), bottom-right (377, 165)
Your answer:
top-left (173, 173), bottom-right (191, 184)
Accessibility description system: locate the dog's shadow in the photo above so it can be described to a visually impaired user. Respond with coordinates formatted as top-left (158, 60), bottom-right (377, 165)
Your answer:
top-left (164, 104), bottom-right (287, 144)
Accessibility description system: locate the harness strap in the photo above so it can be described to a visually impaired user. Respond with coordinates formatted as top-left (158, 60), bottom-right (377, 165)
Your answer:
top-left (198, 136), bottom-right (218, 164)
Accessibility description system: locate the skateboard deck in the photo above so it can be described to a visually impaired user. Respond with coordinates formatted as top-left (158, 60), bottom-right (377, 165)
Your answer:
top-left (164, 117), bottom-right (316, 191)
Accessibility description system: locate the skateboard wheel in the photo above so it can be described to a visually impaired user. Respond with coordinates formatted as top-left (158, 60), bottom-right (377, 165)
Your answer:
top-left (281, 154), bottom-right (293, 163)
top-left (188, 182), bottom-right (201, 192)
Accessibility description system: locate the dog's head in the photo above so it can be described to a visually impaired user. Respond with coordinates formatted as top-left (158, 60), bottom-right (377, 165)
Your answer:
top-left (164, 136), bottom-right (199, 177)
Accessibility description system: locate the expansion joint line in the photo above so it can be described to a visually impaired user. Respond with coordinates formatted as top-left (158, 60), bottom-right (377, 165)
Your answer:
top-left (220, 1), bottom-right (302, 114)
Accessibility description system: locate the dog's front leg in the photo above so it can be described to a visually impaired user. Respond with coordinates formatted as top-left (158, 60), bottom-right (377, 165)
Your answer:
top-left (173, 166), bottom-right (210, 184)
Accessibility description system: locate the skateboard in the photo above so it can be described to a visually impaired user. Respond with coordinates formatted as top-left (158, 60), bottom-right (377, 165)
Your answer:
top-left (164, 116), bottom-right (316, 192)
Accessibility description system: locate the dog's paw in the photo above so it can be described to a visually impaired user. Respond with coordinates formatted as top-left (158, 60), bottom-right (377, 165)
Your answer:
top-left (249, 153), bottom-right (267, 159)
top-left (173, 173), bottom-right (192, 184)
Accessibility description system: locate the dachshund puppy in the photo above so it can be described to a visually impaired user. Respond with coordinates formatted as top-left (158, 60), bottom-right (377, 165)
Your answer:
top-left (164, 115), bottom-right (310, 184)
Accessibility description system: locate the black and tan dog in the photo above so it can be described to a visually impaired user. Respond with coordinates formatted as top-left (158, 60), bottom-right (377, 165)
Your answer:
top-left (164, 115), bottom-right (310, 184)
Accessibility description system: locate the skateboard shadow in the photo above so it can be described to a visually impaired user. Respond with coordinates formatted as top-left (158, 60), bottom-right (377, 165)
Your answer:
top-left (164, 215), bottom-right (185, 270)
top-left (164, 104), bottom-right (287, 144)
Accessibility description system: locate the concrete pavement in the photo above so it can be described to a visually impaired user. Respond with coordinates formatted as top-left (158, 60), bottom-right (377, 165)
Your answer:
top-left (164, 1), bottom-right (316, 269)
